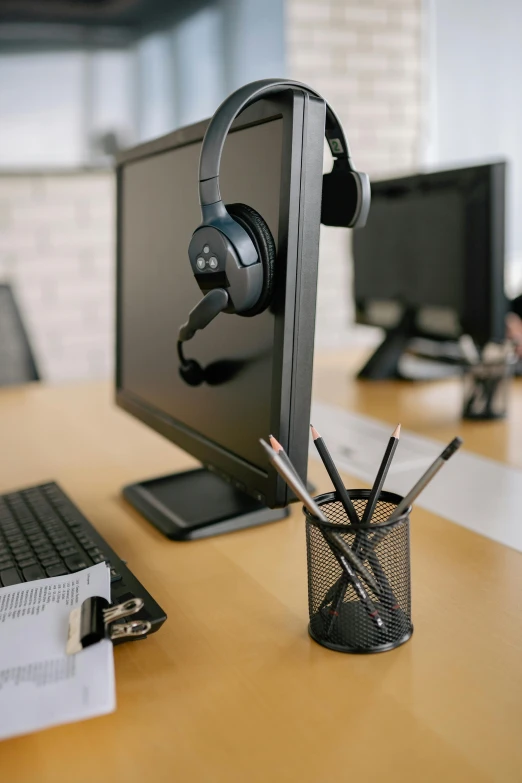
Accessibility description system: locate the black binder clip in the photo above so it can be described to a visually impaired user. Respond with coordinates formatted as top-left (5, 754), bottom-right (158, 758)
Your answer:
top-left (67, 596), bottom-right (151, 655)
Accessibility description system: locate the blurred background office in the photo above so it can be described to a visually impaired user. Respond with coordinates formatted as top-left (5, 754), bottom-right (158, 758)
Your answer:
top-left (0, 0), bottom-right (521, 383)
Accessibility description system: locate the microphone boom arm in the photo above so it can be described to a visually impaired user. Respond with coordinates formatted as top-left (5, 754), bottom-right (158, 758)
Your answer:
top-left (178, 288), bottom-right (229, 343)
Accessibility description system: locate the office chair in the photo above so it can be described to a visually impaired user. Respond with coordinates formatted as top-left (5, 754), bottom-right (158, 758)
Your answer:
top-left (0, 284), bottom-right (40, 385)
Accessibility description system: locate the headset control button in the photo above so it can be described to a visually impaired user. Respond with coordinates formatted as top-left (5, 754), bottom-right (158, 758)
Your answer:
top-left (196, 257), bottom-right (206, 269)
top-left (209, 257), bottom-right (218, 269)
top-left (203, 245), bottom-right (210, 253)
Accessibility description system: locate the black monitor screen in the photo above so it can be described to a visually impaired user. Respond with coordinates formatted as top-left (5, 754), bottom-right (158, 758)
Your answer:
top-left (354, 188), bottom-right (465, 312)
top-left (119, 119), bottom-right (283, 472)
top-left (353, 162), bottom-right (506, 345)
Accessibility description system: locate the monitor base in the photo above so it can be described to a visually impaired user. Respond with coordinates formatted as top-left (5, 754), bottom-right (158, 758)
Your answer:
top-left (358, 310), bottom-right (464, 381)
top-left (397, 354), bottom-right (463, 381)
top-left (122, 467), bottom-right (289, 540)
top-left (358, 309), bottom-right (415, 380)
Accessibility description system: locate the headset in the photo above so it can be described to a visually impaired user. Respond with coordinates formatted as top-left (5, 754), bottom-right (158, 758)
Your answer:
top-left (177, 78), bottom-right (371, 386)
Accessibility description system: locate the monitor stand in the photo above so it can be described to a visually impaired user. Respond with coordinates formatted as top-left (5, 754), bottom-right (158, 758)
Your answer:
top-left (358, 309), bottom-right (463, 381)
top-left (122, 467), bottom-right (289, 540)
top-left (358, 309), bottom-right (415, 380)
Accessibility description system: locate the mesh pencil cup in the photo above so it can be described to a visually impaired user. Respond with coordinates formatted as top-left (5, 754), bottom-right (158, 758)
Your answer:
top-left (462, 358), bottom-right (515, 420)
top-left (304, 489), bottom-right (413, 654)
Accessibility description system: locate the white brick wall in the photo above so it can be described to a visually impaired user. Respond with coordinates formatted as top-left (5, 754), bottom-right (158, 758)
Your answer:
top-left (0, 173), bottom-right (114, 382)
top-left (287, 0), bottom-right (424, 347)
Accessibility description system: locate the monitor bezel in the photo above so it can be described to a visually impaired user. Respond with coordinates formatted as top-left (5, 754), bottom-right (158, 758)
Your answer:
top-left (115, 92), bottom-right (324, 508)
top-left (353, 161), bottom-right (507, 346)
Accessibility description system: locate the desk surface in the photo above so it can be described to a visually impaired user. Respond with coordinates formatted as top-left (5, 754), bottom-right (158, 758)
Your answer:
top-left (1, 351), bottom-right (522, 783)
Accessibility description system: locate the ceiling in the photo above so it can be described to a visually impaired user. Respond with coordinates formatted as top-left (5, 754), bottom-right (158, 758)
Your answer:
top-left (0, 0), bottom-right (183, 27)
top-left (0, 0), bottom-right (208, 50)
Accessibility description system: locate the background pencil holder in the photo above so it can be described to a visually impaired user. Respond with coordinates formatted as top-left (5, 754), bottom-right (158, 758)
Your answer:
top-left (304, 489), bottom-right (413, 654)
top-left (462, 360), bottom-right (514, 420)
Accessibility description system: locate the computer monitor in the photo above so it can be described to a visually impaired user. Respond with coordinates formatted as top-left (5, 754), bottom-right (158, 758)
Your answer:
top-left (115, 92), bottom-right (324, 539)
top-left (353, 161), bottom-right (506, 379)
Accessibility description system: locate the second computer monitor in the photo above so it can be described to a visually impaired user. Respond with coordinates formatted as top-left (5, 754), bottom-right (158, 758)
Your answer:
top-left (353, 162), bottom-right (506, 378)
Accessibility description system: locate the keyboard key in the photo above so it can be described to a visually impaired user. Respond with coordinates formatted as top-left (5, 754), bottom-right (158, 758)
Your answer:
top-left (40, 555), bottom-right (61, 567)
top-left (58, 546), bottom-right (78, 557)
top-left (46, 564), bottom-right (68, 577)
top-left (17, 558), bottom-right (37, 568)
top-left (91, 553), bottom-right (106, 564)
top-left (14, 555), bottom-right (33, 565)
top-left (27, 535), bottom-right (48, 545)
top-left (23, 527), bottom-right (40, 536)
top-left (4, 530), bottom-right (20, 539)
top-left (13, 548), bottom-right (31, 558)
top-left (0, 558), bottom-right (14, 569)
top-left (52, 537), bottom-right (69, 547)
top-left (22, 564), bottom-right (46, 581)
top-left (37, 552), bottom-right (56, 562)
top-left (64, 555), bottom-right (90, 572)
top-left (0, 568), bottom-right (22, 586)
top-left (11, 541), bottom-right (29, 550)
top-left (37, 546), bottom-right (55, 556)
top-left (110, 569), bottom-right (122, 583)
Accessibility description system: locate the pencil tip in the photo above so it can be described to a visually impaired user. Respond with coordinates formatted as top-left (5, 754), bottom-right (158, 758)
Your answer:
top-left (269, 434), bottom-right (283, 452)
top-left (310, 425), bottom-right (320, 440)
top-left (393, 423), bottom-right (401, 439)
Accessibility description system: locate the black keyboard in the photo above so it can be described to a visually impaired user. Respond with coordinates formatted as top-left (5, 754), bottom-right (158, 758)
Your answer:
top-left (0, 482), bottom-right (166, 637)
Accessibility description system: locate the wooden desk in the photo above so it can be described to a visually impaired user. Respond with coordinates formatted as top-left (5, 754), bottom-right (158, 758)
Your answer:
top-left (1, 352), bottom-right (522, 783)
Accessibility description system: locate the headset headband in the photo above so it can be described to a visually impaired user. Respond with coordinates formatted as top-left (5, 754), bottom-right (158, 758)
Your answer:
top-left (198, 78), bottom-right (353, 208)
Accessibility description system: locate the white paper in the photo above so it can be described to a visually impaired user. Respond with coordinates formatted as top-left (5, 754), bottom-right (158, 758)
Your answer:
top-left (311, 401), bottom-right (522, 553)
top-left (0, 562), bottom-right (115, 741)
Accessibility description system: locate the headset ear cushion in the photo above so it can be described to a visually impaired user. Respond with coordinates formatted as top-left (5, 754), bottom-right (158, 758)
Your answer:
top-left (226, 203), bottom-right (276, 316)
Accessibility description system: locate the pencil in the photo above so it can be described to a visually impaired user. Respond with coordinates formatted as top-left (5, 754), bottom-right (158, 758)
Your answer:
top-left (361, 424), bottom-right (401, 523)
top-left (310, 425), bottom-right (360, 526)
top-left (367, 435), bottom-right (463, 553)
top-left (350, 423), bottom-right (403, 611)
top-left (260, 439), bottom-right (384, 626)
top-left (269, 435), bottom-right (299, 479)
top-left (387, 436), bottom-right (463, 523)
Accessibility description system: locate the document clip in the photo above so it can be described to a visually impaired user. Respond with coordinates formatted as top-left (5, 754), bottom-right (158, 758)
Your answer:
top-left (66, 596), bottom-right (152, 655)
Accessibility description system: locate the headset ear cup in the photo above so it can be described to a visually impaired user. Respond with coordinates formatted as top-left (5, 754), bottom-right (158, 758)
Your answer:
top-left (321, 168), bottom-right (371, 228)
top-left (226, 203), bottom-right (276, 316)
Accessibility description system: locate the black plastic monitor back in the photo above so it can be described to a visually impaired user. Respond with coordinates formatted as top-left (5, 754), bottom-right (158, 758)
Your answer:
top-left (115, 92), bottom-right (324, 509)
top-left (353, 161), bottom-right (506, 347)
